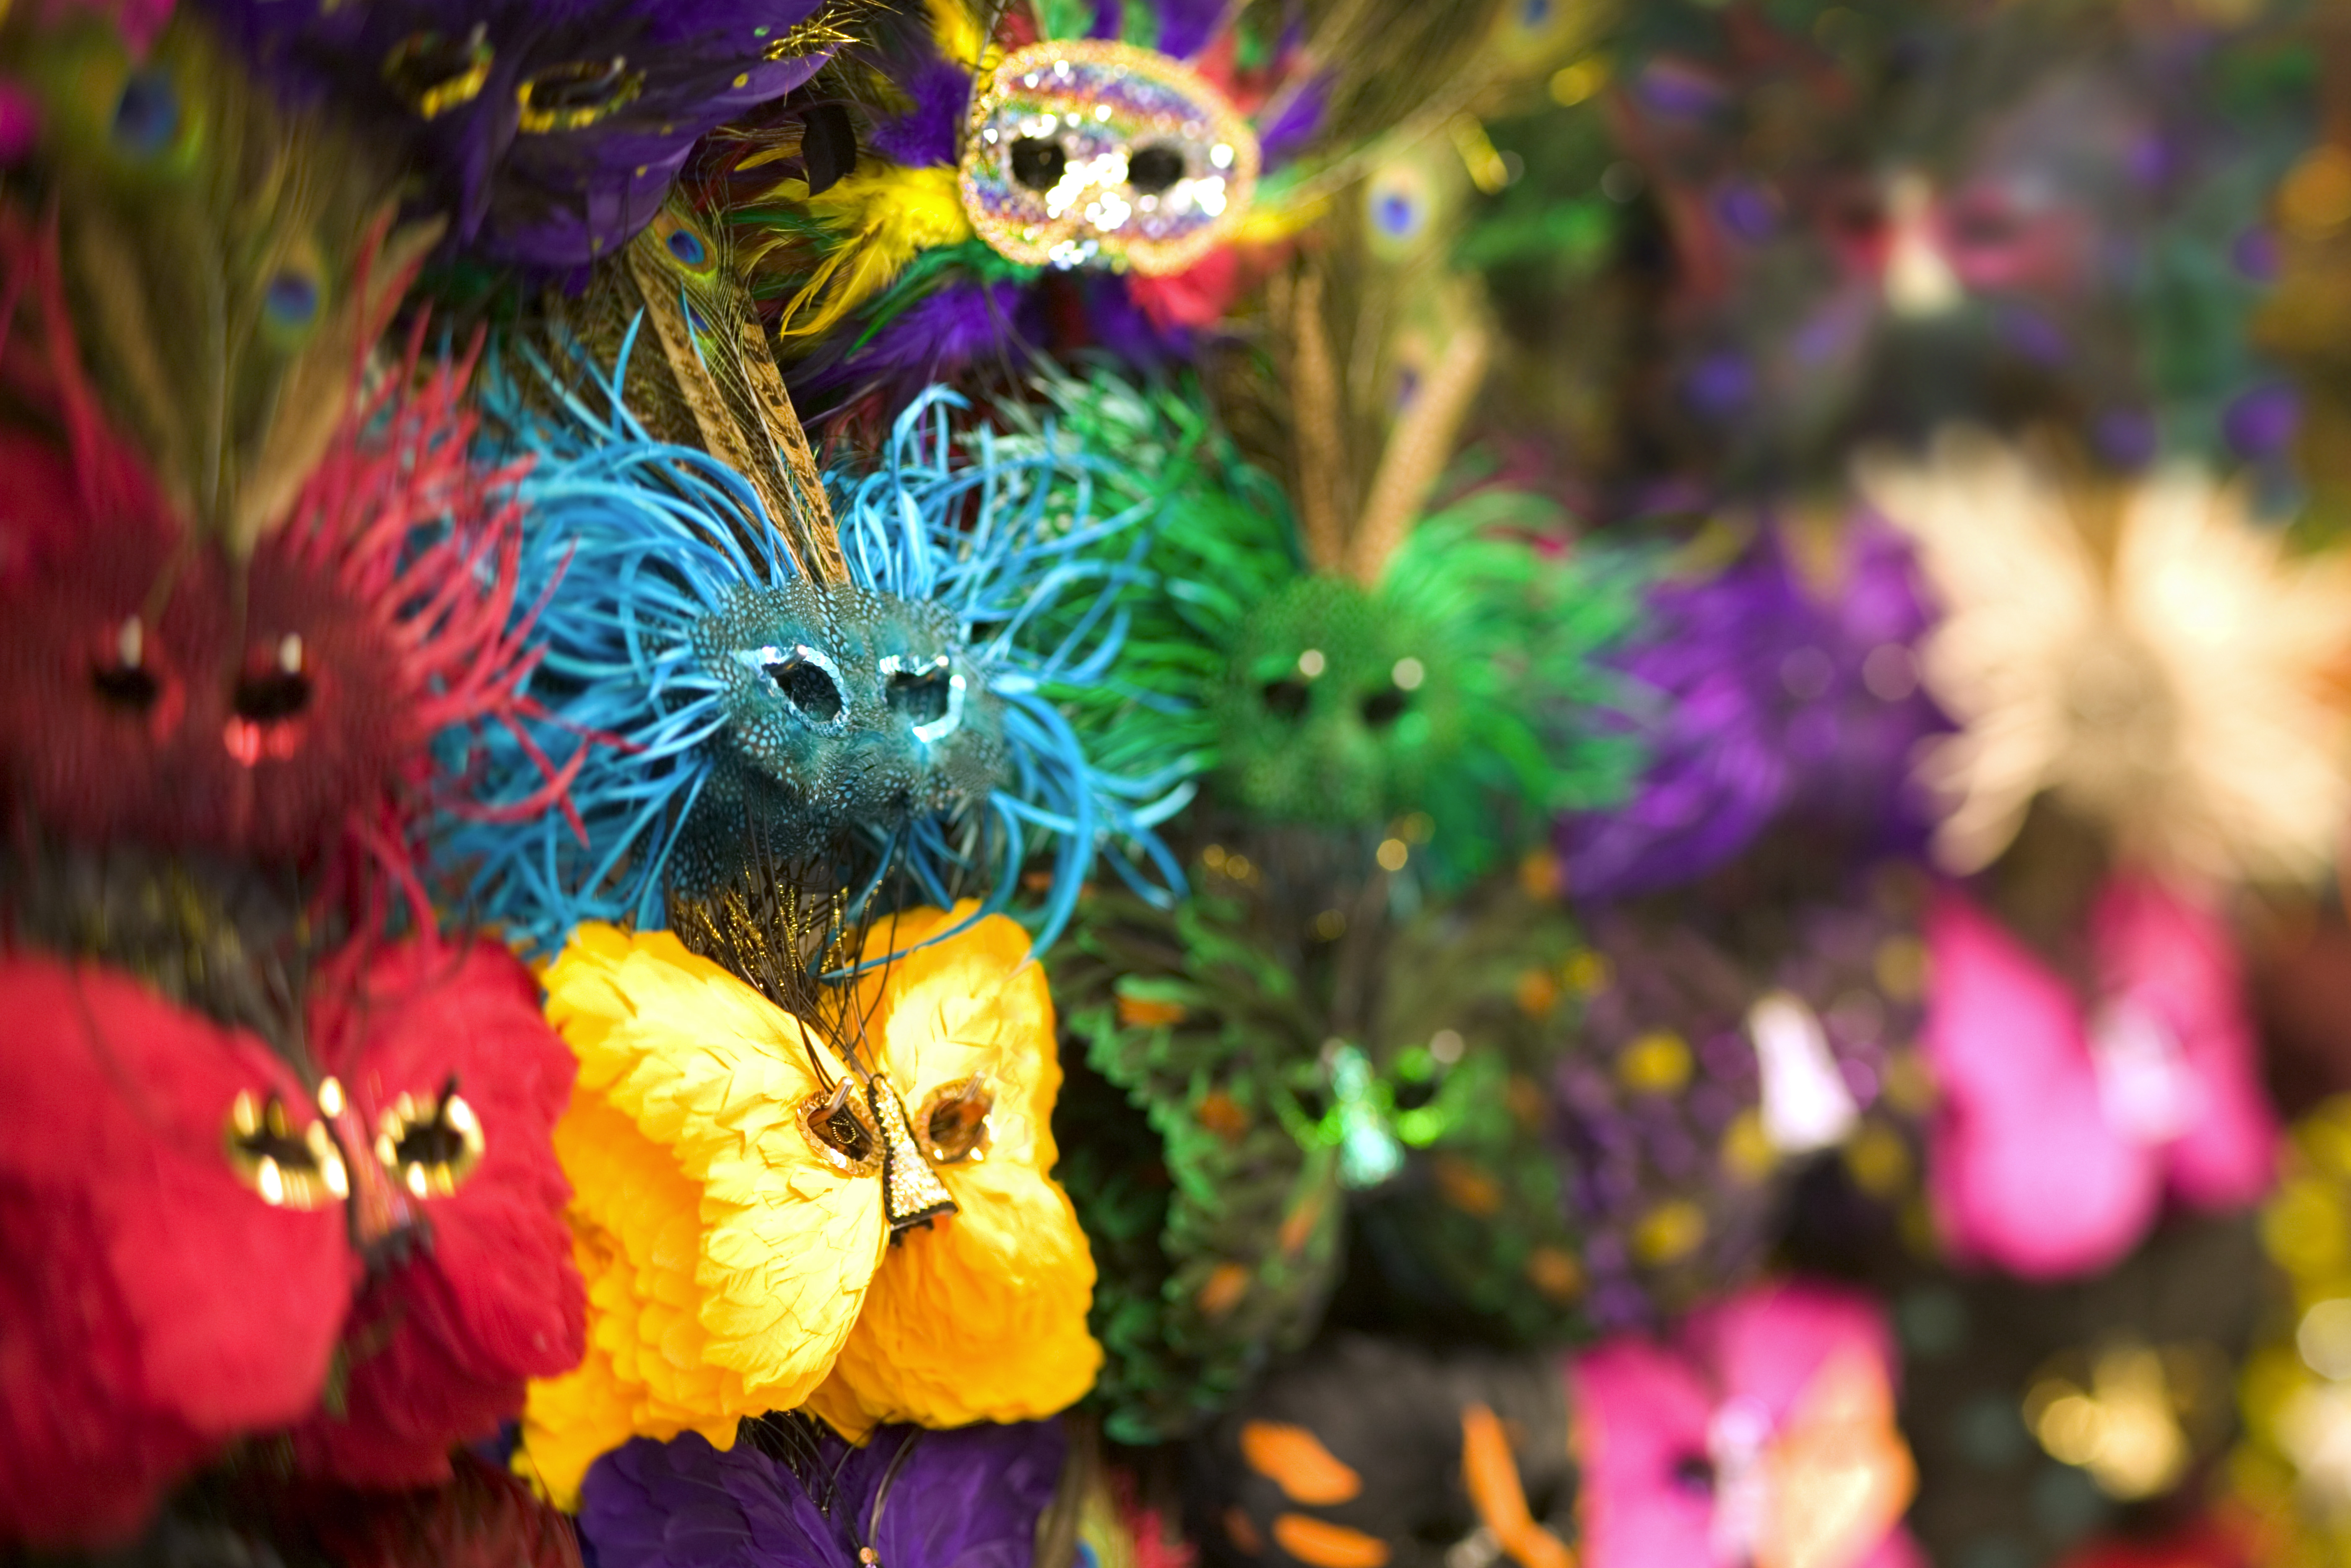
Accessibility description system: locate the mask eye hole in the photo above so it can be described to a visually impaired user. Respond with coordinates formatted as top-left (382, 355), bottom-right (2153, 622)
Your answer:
top-left (766, 654), bottom-right (845, 723)
top-left (1127, 142), bottom-right (1185, 194)
top-left (918, 1077), bottom-right (994, 1164)
top-left (232, 644), bottom-right (312, 724)
top-left (225, 1090), bottom-right (348, 1210)
top-left (374, 1080), bottom-right (486, 1199)
top-left (92, 617), bottom-right (161, 712)
top-left (1391, 1072), bottom-right (1441, 1111)
top-left (1261, 678), bottom-right (1311, 720)
top-left (887, 667), bottom-right (952, 726)
top-left (1671, 1454), bottom-right (1715, 1493)
top-left (1361, 690), bottom-right (1408, 728)
top-left (799, 1085), bottom-right (883, 1176)
top-left (516, 57), bottom-right (645, 134)
top-left (1011, 135), bottom-right (1068, 190)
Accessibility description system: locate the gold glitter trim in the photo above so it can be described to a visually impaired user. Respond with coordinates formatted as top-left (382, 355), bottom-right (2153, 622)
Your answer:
top-left (516, 58), bottom-right (645, 135)
top-left (225, 1090), bottom-right (349, 1210)
top-left (381, 28), bottom-right (493, 121)
top-left (872, 1075), bottom-right (956, 1231)
top-left (372, 1086), bottom-right (488, 1200)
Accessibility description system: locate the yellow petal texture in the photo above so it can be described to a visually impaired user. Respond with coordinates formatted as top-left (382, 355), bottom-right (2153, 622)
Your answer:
top-left (810, 903), bottom-right (1104, 1436)
top-left (1856, 428), bottom-right (2351, 885)
top-left (519, 924), bottom-right (888, 1508)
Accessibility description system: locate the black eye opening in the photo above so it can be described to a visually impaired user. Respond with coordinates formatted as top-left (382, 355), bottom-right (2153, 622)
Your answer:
top-left (887, 667), bottom-right (952, 726)
top-left (1670, 1453), bottom-right (1715, 1493)
top-left (1010, 135), bottom-right (1068, 190)
top-left (232, 669), bottom-right (312, 724)
top-left (1361, 689), bottom-right (1408, 727)
top-left (1391, 1075), bottom-right (1440, 1111)
top-left (1127, 142), bottom-right (1185, 194)
top-left (92, 661), bottom-right (161, 712)
top-left (524, 56), bottom-right (629, 111)
top-left (766, 655), bottom-right (844, 723)
top-left (1261, 678), bottom-right (1311, 720)
top-left (392, 1087), bottom-right (471, 1169)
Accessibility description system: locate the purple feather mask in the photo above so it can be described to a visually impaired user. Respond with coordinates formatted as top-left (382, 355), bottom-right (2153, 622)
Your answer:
top-left (579, 1419), bottom-right (1066, 1568)
top-left (195, 0), bottom-right (839, 271)
top-left (1558, 513), bottom-right (1948, 901)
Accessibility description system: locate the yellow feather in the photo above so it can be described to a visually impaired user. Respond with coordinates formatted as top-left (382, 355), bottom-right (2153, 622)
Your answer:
top-left (766, 164), bottom-right (976, 341)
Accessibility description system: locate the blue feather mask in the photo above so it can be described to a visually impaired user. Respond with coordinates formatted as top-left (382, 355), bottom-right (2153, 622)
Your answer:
top-left (439, 330), bottom-right (1190, 967)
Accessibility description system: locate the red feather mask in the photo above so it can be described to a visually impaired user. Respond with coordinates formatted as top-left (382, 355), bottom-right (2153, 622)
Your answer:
top-left (0, 935), bottom-right (584, 1547)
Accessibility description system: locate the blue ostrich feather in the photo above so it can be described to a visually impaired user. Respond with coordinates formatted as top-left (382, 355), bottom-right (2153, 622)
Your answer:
top-left (436, 327), bottom-right (1192, 962)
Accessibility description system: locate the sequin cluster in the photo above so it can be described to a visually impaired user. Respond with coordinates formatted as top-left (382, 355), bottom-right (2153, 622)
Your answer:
top-left (957, 40), bottom-right (1260, 276)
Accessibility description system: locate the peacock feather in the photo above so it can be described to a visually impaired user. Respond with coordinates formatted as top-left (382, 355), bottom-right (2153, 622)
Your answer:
top-left (0, 8), bottom-right (440, 558)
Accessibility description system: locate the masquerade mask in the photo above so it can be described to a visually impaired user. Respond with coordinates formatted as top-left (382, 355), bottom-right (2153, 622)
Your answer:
top-left (959, 40), bottom-right (1260, 275)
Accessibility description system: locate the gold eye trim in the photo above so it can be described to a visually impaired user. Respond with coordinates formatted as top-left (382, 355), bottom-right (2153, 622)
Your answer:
top-left (915, 1077), bottom-right (995, 1166)
top-left (799, 1084), bottom-right (885, 1177)
top-left (516, 57), bottom-right (646, 134)
top-left (373, 1087), bottom-right (487, 1200)
top-left (226, 1090), bottom-right (349, 1210)
top-left (382, 27), bottom-right (495, 121)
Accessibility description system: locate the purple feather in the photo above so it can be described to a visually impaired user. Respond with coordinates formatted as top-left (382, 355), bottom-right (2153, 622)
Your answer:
top-left (193, 0), bottom-right (830, 270)
top-left (1555, 517), bottom-right (1948, 900)
top-left (1151, 0), bottom-right (1227, 59)
top-left (1255, 73), bottom-right (1330, 166)
top-left (796, 279), bottom-right (1041, 409)
top-left (867, 50), bottom-right (974, 169)
top-left (580, 1422), bottom-right (1066, 1568)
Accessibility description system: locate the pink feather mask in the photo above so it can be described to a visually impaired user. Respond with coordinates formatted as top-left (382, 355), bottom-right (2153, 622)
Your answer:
top-left (1572, 1280), bottom-right (1922, 1568)
top-left (1922, 878), bottom-right (2279, 1280)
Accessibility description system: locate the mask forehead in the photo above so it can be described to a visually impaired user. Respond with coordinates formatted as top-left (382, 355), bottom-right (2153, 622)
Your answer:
top-left (959, 39), bottom-right (1260, 276)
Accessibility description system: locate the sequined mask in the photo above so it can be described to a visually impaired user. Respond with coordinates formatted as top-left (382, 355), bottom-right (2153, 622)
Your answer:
top-left (958, 40), bottom-right (1259, 275)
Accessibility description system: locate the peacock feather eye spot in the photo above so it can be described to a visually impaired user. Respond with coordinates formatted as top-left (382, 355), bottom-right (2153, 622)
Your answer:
top-left (1377, 191), bottom-right (1419, 239)
top-left (765, 654), bottom-right (844, 724)
top-left (381, 26), bottom-right (494, 119)
top-left (110, 69), bottom-right (180, 158)
top-left (1010, 135), bottom-right (1067, 190)
top-left (666, 227), bottom-right (708, 267)
top-left (1127, 142), bottom-right (1185, 194)
top-left (516, 57), bottom-right (646, 134)
top-left (1261, 678), bottom-right (1312, 720)
top-left (262, 271), bottom-right (321, 333)
top-left (917, 1077), bottom-right (994, 1164)
top-left (1361, 689), bottom-right (1408, 728)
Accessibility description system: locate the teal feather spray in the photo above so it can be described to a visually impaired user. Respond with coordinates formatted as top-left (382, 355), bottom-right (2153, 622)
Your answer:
top-left (437, 329), bottom-right (1194, 972)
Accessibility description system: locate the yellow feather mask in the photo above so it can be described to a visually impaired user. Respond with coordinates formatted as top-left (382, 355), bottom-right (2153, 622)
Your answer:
top-left (517, 903), bottom-right (1100, 1508)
